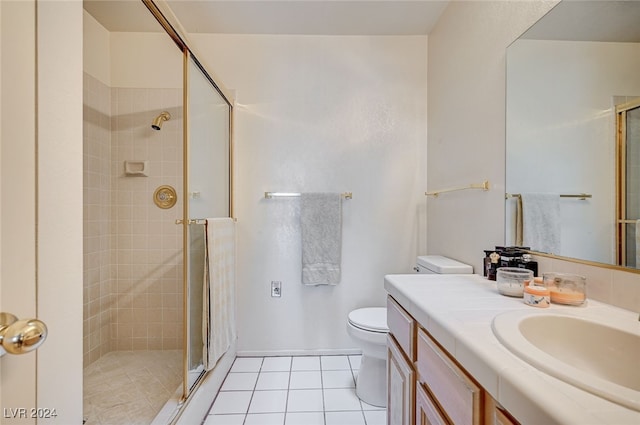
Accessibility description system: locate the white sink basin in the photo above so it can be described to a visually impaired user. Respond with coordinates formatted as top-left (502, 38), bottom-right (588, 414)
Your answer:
top-left (492, 310), bottom-right (640, 411)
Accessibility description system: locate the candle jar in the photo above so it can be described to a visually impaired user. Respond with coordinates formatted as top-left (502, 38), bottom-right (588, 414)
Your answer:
top-left (542, 273), bottom-right (587, 305)
top-left (496, 267), bottom-right (533, 297)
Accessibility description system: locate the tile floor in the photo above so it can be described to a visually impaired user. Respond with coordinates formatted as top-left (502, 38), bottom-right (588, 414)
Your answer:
top-left (83, 350), bottom-right (182, 425)
top-left (204, 355), bottom-right (386, 425)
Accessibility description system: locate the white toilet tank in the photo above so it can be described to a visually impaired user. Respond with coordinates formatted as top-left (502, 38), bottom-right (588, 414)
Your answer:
top-left (416, 255), bottom-right (473, 274)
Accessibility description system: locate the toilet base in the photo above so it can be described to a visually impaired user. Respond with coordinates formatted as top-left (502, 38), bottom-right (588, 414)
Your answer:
top-left (355, 354), bottom-right (387, 407)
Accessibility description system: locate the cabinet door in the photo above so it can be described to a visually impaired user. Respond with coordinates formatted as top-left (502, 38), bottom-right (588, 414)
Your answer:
top-left (485, 396), bottom-right (520, 425)
top-left (416, 383), bottom-right (450, 425)
top-left (417, 328), bottom-right (482, 425)
top-left (388, 334), bottom-right (415, 425)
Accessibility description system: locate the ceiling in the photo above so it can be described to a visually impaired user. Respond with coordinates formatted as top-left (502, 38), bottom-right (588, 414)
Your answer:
top-left (83, 0), bottom-right (450, 36)
top-left (522, 0), bottom-right (640, 43)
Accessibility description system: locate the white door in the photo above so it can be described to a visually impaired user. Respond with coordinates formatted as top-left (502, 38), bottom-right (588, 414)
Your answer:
top-left (1, 1), bottom-right (83, 424)
top-left (1, 1), bottom-right (39, 423)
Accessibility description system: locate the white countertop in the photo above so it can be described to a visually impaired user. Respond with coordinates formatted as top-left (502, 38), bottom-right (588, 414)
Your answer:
top-left (384, 273), bottom-right (640, 425)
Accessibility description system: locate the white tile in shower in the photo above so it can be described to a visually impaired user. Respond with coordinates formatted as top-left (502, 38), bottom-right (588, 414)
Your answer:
top-left (291, 356), bottom-right (320, 371)
top-left (285, 389), bottom-right (324, 412)
top-left (289, 371), bottom-right (322, 389)
top-left (323, 388), bottom-right (363, 411)
top-left (325, 411), bottom-right (366, 425)
top-left (320, 355), bottom-right (351, 370)
top-left (230, 357), bottom-right (264, 373)
top-left (248, 390), bottom-right (288, 414)
top-left (262, 356), bottom-right (292, 372)
top-left (220, 372), bottom-right (259, 391)
top-left (322, 370), bottom-right (356, 389)
top-left (255, 371), bottom-right (290, 390)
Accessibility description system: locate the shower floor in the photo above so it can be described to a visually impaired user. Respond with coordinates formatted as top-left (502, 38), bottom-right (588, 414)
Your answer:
top-left (83, 350), bottom-right (182, 425)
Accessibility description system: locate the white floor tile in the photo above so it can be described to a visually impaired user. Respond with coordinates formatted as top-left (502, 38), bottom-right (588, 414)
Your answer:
top-left (255, 371), bottom-right (291, 390)
top-left (348, 355), bottom-right (362, 370)
top-left (323, 388), bottom-right (362, 411)
top-left (245, 412), bottom-right (286, 425)
top-left (284, 411), bottom-right (325, 425)
top-left (209, 355), bottom-right (388, 425)
top-left (204, 414), bottom-right (246, 425)
top-left (210, 391), bottom-right (252, 414)
top-left (322, 370), bottom-right (355, 389)
top-left (221, 372), bottom-right (259, 391)
top-left (364, 410), bottom-right (387, 425)
top-left (325, 411), bottom-right (366, 425)
top-left (248, 390), bottom-right (288, 413)
top-left (361, 400), bottom-right (386, 411)
top-left (321, 355), bottom-right (351, 371)
top-left (291, 356), bottom-right (321, 371)
top-left (286, 389), bottom-right (324, 412)
top-left (231, 357), bottom-right (264, 373)
top-left (262, 356), bottom-right (292, 372)
top-left (289, 371), bottom-right (322, 389)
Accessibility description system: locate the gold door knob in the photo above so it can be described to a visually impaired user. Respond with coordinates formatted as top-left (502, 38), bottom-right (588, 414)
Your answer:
top-left (0, 313), bottom-right (48, 356)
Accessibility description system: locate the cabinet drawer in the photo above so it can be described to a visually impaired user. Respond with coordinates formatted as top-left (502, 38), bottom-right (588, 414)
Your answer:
top-left (387, 296), bottom-right (415, 360)
top-left (417, 328), bottom-right (481, 425)
top-left (416, 383), bottom-right (450, 425)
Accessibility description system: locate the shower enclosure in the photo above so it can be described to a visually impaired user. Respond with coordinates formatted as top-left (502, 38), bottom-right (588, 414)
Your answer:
top-left (82, 1), bottom-right (233, 423)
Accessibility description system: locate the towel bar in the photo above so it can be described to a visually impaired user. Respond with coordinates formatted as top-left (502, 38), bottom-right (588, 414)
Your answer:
top-left (506, 193), bottom-right (592, 200)
top-left (265, 192), bottom-right (352, 199)
top-left (425, 180), bottom-right (489, 197)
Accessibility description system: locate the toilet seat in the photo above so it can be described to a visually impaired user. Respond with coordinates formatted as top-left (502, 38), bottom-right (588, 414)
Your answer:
top-left (348, 308), bottom-right (388, 333)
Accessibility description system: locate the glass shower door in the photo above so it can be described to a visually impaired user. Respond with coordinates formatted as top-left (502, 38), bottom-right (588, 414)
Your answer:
top-left (183, 52), bottom-right (231, 396)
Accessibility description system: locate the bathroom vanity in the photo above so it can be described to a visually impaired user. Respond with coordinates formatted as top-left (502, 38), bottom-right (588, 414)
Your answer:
top-left (384, 274), bottom-right (640, 425)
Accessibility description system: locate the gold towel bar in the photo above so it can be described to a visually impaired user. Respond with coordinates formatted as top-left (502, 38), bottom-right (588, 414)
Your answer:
top-left (175, 218), bottom-right (238, 225)
top-left (265, 192), bottom-right (353, 199)
top-left (425, 180), bottom-right (489, 197)
top-left (505, 193), bottom-right (592, 200)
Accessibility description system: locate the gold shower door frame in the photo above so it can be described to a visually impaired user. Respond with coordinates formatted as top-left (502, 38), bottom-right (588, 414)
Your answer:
top-left (142, 0), bottom-right (235, 406)
top-left (615, 97), bottom-right (640, 267)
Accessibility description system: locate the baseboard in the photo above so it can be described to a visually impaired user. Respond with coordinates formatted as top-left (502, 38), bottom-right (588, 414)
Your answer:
top-left (236, 348), bottom-right (362, 357)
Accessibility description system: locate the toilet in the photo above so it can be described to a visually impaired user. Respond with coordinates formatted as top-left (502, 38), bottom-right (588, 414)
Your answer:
top-left (347, 255), bottom-right (473, 407)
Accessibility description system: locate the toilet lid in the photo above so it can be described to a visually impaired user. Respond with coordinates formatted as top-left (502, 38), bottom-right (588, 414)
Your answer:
top-left (348, 308), bottom-right (388, 333)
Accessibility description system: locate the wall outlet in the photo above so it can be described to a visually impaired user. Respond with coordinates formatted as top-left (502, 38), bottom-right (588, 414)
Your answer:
top-left (271, 281), bottom-right (282, 297)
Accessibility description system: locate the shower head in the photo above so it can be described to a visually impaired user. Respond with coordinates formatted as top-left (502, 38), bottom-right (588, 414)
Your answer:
top-left (151, 111), bottom-right (171, 130)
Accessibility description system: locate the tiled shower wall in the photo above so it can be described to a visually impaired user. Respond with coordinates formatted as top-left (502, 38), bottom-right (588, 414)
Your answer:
top-left (83, 73), bottom-right (112, 365)
top-left (83, 72), bottom-right (183, 365)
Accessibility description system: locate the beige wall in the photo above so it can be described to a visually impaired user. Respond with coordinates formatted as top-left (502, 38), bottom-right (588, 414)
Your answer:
top-left (426, 0), bottom-right (558, 271)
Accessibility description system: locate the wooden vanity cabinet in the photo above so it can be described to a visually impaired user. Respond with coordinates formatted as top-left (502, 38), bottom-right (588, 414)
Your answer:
top-left (416, 327), bottom-right (482, 425)
top-left (388, 334), bottom-right (415, 425)
top-left (386, 295), bottom-right (520, 425)
top-left (387, 296), bottom-right (417, 425)
top-left (416, 381), bottom-right (450, 425)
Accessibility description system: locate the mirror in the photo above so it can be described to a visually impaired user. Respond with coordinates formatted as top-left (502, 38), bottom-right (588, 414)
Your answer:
top-left (505, 0), bottom-right (640, 270)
